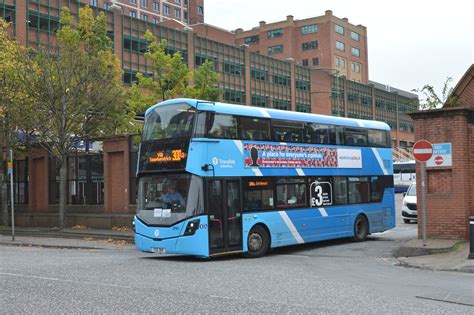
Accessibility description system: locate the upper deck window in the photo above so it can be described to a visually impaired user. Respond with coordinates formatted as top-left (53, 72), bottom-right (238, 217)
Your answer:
top-left (240, 117), bottom-right (271, 141)
top-left (208, 113), bottom-right (238, 139)
top-left (142, 103), bottom-right (195, 141)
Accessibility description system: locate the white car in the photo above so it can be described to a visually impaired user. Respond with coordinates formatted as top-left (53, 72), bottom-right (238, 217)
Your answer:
top-left (401, 183), bottom-right (417, 223)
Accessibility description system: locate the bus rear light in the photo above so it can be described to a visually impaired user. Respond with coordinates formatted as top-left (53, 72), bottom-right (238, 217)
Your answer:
top-left (184, 219), bottom-right (200, 236)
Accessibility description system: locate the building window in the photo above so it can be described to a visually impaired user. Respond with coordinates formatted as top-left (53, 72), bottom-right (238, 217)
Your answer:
top-left (351, 31), bottom-right (360, 41)
top-left (267, 28), bottom-right (283, 39)
top-left (198, 5), bottom-right (204, 15)
top-left (336, 41), bottom-right (345, 51)
top-left (104, 3), bottom-right (111, 10)
top-left (184, 11), bottom-right (188, 21)
top-left (335, 24), bottom-right (344, 35)
top-left (352, 47), bottom-right (360, 57)
top-left (302, 59), bottom-right (308, 66)
top-left (141, 14), bottom-right (148, 21)
top-left (244, 35), bottom-right (259, 45)
top-left (352, 62), bottom-right (361, 73)
top-left (268, 45), bottom-right (283, 55)
top-left (153, 18), bottom-right (159, 24)
top-left (153, 2), bottom-right (159, 11)
top-left (130, 0), bottom-right (136, 4)
top-left (130, 10), bottom-right (137, 18)
top-left (175, 8), bottom-right (181, 18)
top-left (302, 40), bottom-right (318, 51)
top-left (164, 5), bottom-right (170, 15)
top-left (141, 0), bottom-right (148, 8)
top-left (312, 57), bottom-right (319, 66)
top-left (174, 0), bottom-right (181, 4)
top-left (301, 24), bottom-right (318, 34)
top-left (251, 95), bottom-right (268, 107)
top-left (335, 56), bottom-right (346, 68)
top-left (89, 0), bottom-right (98, 6)
top-left (184, 0), bottom-right (188, 6)
top-left (273, 74), bottom-right (290, 86)
top-left (251, 68), bottom-right (266, 81)
top-left (273, 99), bottom-right (290, 110)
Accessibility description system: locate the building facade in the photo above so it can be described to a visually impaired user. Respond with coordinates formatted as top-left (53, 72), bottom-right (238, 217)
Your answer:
top-left (234, 11), bottom-right (368, 84)
top-left (1, 1), bottom-right (418, 228)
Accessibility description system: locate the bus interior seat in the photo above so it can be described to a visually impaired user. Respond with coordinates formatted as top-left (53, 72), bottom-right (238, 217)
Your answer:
top-left (346, 137), bottom-right (355, 146)
top-left (356, 138), bottom-right (366, 146)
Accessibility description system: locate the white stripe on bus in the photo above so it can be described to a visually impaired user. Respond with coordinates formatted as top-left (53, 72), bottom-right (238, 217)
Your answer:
top-left (279, 211), bottom-right (304, 244)
top-left (318, 208), bottom-right (328, 217)
top-left (372, 148), bottom-right (388, 176)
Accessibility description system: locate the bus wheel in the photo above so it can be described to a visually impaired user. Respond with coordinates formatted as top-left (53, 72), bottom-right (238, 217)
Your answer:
top-left (353, 215), bottom-right (369, 242)
top-left (244, 225), bottom-right (269, 258)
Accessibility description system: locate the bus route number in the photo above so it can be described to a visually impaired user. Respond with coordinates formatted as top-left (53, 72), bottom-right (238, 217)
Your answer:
top-left (310, 181), bottom-right (333, 207)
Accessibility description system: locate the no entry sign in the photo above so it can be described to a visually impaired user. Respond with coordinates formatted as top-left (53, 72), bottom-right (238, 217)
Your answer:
top-left (412, 140), bottom-right (433, 162)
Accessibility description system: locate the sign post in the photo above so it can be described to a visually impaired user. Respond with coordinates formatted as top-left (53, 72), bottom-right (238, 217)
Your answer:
top-left (412, 140), bottom-right (434, 247)
top-left (8, 150), bottom-right (15, 241)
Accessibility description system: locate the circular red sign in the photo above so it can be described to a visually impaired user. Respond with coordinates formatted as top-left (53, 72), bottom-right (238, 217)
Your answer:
top-left (434, 156), bottom-right (443, 165)
top-left (412, 140), bottom-right (433, 162)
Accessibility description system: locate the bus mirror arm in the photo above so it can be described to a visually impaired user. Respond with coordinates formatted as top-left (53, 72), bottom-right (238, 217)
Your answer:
top-left (201, 164), bottom-right (215, 177)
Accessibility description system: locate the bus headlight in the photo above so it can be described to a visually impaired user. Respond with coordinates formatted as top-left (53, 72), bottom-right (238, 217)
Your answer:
top-left (184, 219), bottom-right (200, 236)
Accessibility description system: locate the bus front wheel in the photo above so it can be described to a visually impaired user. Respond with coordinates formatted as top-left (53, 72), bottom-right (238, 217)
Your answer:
top-left (353, 215), bottom-right (369, 242)
top-left (244, 225), bottom-right (269, 258)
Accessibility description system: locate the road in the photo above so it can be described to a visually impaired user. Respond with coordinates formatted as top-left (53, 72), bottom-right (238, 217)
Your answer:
top-left (1, 195), bottom-right (473, 313)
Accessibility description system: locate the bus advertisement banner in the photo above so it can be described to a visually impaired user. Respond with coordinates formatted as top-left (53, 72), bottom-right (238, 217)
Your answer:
top-left (243, 143), bottom-right (362, 169)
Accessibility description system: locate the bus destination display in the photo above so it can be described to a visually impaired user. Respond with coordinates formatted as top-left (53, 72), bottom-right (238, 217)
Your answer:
top-left (139, 141), bottom-right (189, 171)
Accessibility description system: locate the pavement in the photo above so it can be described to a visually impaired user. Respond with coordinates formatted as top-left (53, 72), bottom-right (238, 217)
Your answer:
top-left (1, 226), bottom-right (473, 273)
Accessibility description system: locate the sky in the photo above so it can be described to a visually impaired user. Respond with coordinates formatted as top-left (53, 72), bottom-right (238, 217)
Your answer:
top-left (204, 0), bottom-right (473, 100)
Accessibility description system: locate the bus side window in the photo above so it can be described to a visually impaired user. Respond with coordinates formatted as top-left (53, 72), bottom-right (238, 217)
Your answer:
top-left (243, 178), bottom-right (274, 211)
top-left (208, 113), bottom-right (238, 139)
top-left (240, 117), bottom-right (271, 141)
top-left (333, 177), bottom-right (347, 205)
top-left (328, 126), bottom-right (344, 145)
top-left (305, 123), bottom-right (329, 144)
top-left (370, 176), bottom-right (383, 202)
top-left (348, 177), bottom-right (370, 204)
top-left (272, 120), bottom-right (304, 143)
top-left (344, 128), bottom-right (367, 147)
top-left (193, 111), bottom-right (208, 138)
top-left (368, 129), bottom-right (387, 148)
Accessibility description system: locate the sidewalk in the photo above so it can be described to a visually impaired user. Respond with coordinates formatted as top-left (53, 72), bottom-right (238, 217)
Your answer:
top-left (0, 226), bottom-right (134, 250)
top-left (394, 239), bottom-right (474, 273)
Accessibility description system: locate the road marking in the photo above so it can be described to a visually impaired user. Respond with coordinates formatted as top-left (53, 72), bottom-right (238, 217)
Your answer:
top-left (0, 272), bottom-right (131, 289)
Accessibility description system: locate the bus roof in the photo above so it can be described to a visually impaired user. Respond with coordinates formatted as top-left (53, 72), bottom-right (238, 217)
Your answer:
top-left (146, 98), bottom-right (391, 131)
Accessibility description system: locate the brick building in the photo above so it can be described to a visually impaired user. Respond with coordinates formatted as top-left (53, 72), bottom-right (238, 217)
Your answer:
top-left (1, 0), bottom-right (418, 227)
top-left (409, 65), bottom-right (474, 240)
top-left (234, 11), bottom-right (368, 84)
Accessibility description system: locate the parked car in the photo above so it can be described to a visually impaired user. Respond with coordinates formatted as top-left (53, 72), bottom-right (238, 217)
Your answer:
top-left (401, 183), bottom-right (417, 223)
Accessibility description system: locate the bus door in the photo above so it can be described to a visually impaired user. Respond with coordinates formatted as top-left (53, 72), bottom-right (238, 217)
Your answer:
top-left (207, 179), bottom-right (243, 255)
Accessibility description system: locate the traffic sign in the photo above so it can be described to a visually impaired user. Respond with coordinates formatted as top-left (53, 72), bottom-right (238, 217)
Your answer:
top-left (412, 140), bottom-right (433, 162)
top-left (7, 161), bottom-right (12, 175)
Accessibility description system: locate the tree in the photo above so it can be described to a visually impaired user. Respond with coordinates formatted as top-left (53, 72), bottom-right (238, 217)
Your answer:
top-left (185, 60), bottom-right (222, 101)
top-left (26, 7), bottom-right (130, 227)
top-left (413, 77), bottom-right (459, 110)
top-left (0, 19), bottom-right (35, 225)
top-left (135, 30), bottom-right (191, 103)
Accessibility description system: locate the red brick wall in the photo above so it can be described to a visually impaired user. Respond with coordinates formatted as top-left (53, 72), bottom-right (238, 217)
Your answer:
top-left (410, 108), bottom-right (473, 240)
top-left (103, 136), bottom-right (131, 212)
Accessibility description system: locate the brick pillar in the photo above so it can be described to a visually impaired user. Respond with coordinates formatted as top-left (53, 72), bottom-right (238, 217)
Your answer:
top-left (111, 6), bottom-right (123, 68)
top-left (409, 108), bottom-right (473, 240)
top-left (15, 0), bottom-right (27, 46)
top-left (241, 44), bottom-right (251, 106)
top-left (103, 135), bottom-right (130, 212)
top-left (28, 147), bottom-right (49, 211)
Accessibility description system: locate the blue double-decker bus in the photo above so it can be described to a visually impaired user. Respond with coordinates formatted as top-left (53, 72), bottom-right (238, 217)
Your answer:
top-left (134, 98), bottom-right (395, 258)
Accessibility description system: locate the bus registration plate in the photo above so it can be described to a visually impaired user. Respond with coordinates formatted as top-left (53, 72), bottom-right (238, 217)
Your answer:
top-left (151, 247), bottom-right (167, 254)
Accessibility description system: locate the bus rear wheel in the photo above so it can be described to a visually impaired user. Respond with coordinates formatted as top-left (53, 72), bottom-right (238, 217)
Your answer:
top-left (244, 225), bottom-right (269, 258)
top-left (353, 215), bottom-right (369, 242)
